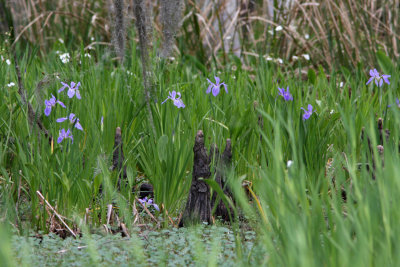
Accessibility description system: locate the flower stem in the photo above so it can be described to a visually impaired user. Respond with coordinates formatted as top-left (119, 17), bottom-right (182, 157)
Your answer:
top-left (209, 95), bottom-right (216, 119)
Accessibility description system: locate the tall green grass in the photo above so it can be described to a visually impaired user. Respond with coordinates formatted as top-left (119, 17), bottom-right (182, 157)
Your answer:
top-left (1, 36), bottom-right (400, 266)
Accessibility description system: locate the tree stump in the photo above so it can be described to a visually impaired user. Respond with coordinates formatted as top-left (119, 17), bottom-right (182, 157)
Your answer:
top-left (180, 131), bottom-right (235, 226)
top-left (180, 130), bottom-right (212, 226)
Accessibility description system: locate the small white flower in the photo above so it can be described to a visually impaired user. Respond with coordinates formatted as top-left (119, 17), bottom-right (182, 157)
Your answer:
top-left (287, 160), bottom-right (293, 168)
top-left (330, 109), bottom-right (334, 114)
top-left (339, 82), bottom-right (344, 88)
top-left (302, 54), bottom-right (310, 60)
top-left (292, 56), bottom-right (299, 60)
top-left (126, 70), bottom-right (133, 76)
top-left (59, 53), bottom-right (70, 64)
top-left (55, 50), bottom-right (61, 55)
top-left (90, 37), bottom-right (95, 41)
top-left (264, 55), bottom-right (273, 61)
top-left (268, 30), bottom-right (274, 35)
top-left (276, 58), bottom-right (283, 64)
top-left (58, 38), bottom-right (64, 44)
top-left (225, 35), bottom-right (232, 40)
top-left (6, 59), bottom-right (11, 65)
top-left (305, 34), bottom-right (310, 40)
top-left (275, 25), bottom-right (283, 31)
top-left (1, 55), bottom-right (3, 61)
top-left (84, 53), bottom-right (91, 58)
top-left (7, 82), bottom-right (15, 87)
top-left (316, 99), bottom-right (322, 106)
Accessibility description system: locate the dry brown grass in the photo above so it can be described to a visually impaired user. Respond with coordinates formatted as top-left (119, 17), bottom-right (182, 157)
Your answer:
top-left (3, 0), bottom-right (399, 70)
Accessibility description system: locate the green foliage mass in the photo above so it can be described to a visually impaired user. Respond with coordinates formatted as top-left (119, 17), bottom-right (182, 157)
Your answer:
top-left (0, 37), bottom-right (400, 266)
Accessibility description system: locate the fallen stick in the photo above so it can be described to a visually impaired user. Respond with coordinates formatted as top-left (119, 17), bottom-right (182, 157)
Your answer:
top-left (36, 191), bottom-right (77, 238)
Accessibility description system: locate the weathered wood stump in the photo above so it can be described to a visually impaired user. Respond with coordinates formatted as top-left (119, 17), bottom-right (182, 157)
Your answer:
top-left (180, 130), bottom-right (212, 226)
top-left (180, 131), bottom-right (234, 226)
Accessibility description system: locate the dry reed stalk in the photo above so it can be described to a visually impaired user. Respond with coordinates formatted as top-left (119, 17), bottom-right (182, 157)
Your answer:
top-left (36, 190), bottom-right (77, 238)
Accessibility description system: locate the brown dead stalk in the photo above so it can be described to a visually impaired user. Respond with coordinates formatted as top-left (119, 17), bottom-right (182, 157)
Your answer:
top-left (36, 191), bottom-right (77, 238)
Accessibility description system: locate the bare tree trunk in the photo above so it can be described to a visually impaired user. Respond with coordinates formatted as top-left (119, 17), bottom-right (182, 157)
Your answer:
top-left (160, 0), bottom-right (183, 58)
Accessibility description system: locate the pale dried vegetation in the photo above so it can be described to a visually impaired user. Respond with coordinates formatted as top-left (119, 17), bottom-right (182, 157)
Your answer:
top-left (2, 0), bottom-right (399, 69)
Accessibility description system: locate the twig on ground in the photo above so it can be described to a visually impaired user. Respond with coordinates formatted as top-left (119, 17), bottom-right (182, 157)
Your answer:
top-left (36, 191), bottom-right (77, 238)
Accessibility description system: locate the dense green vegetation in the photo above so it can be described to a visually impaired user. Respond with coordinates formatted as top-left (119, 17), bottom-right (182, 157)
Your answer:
top-left (1, 1), bottom-right (400, 266)
top-left (1, 40), bottom-right (399, 265)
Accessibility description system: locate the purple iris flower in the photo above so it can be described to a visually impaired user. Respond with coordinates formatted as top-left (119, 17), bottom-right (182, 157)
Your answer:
top-left (44, 94), bottom-right (66, 116)
top-left (58, 81), bottom-right (82, 99)
top-left (301, 104), bottom-right (313, 120)
top-left (138, 197), bottom-right (160, 211)
top-left (162, 90), bottom-right (185, 108)
top-left (278, 87), bottom-right (293, 101)
top-left (389, 98), bottom-right (400, 108)
top-left (57, 128), bottom-right (73, 143)
top-left (206, 76), bottom-right (228, 97)
top-left (56, 113), bottom-right (83, 131)
top-left (366, 69), bottom-right (390, 87)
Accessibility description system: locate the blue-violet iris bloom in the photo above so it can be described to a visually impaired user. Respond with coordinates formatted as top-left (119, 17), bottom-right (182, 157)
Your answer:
top-left (59, 81), bottom-right (82, 99)
top-left (366, 69), bottom-right (390, 87)
top-left (162, 90), bottom-right (185, 108)
top-left (301, 104), bottom-right (313, 120)
top-left (278, 87), bottom-right (293, 101)
top-left (57, 128), bottom-right (73, 143)
top-left (56, 113), bottom-right (83, 131)
top-left (138, 197), bottom-right (159, 211)
top-left (206, 76), bottom-right (228, 97)
top-left (44, 94), bottom-right (66, 116)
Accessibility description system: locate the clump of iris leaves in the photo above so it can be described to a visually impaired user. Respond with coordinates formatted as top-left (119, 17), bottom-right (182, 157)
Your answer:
top-left (0, 42), bottom-right (399, 267)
